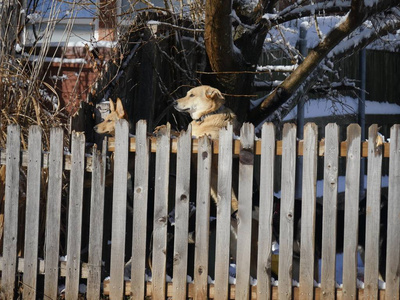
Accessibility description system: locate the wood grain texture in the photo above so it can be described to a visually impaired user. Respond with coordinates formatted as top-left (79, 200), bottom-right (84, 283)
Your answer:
top-left (65, 131), bottom-right (86, 300)
top-left (320, 123), bottom-right (339, 300)
top-left (194, 136), bottom-right (212, 300)
top-left (23, 126), bottom-right (42, 300)
top-left (86, 139), bottom-right (107, 300)
top-left (257, 123), bottom-right (275, 300)
top-left (152, 123), bottom-right (171, 299)
top-left (342, 124), bottom-right (361, 300)
top-left (173, 125), bottom-right (192, 300)
top-left (44, 128), bottom-right (64, 299)
top-left (385, 124), bottom-right (400, 300)
top-left (214, 125), bottom-right (233, 300)
top-left (364, 125), bottom-right (382, 300)
top-left (131, 120), bottom-right (150, 299)
top-left (235, 123), bottom-right (255, 300)
top-left (109, 120), bottom-right (130, 300)
top-left (3, 124), bottom-right (21, 300)
top-left (278, 123), bottom-right (297, 300)
top-left (299, 123), bottom-right (318, 300)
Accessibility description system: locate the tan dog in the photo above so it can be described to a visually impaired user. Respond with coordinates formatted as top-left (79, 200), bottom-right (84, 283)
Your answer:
top-left (174, 85), bottom-right (240, 139)
top-left (171, 85), bottom-right (241, 212)
top-left (94, 98), bottom-right (128, 135)
top-left (173, 86), bottom-right (262, 278)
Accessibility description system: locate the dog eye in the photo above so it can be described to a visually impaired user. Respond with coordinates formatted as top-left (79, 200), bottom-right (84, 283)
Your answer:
top-left (189, 94), bottom-right (194, 97)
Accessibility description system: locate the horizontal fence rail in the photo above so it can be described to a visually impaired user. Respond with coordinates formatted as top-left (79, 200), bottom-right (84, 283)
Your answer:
top-left (0, 121), bottom-right (398, 300)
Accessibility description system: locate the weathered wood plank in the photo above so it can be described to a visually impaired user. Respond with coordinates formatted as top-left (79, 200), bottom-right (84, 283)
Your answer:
top-left (385, 124), bottom-right (400, 300)
top-left (0, 149), bottom-right (96, 171)
top-left (86, 139), bottom-right (107, 300)
top-left (214, 125), bottom-right (233, 300)
top-left (131, 120), bottom-right (150, 299)
top-left (152, 123), bottom-right (171, 299)
top-left (23, 126), bottom-right (42, 300)
top-left (109, 120), bottom-right (130, 299)
top-left (0, 139), bottom-right (392, 169)
top-left (235, 123), bottom-right (255, 300)
top-left (257, 123), bottom-right (275, 300)
top-left (194, 136), bottom-right (212, 300)
top-left (105, 137), bottom-right (391, 157)
top-left (3, 124), bottom-right (21, 299)
top-left (299, 123), bottom-right (318, 300)
top-left (278, 123), bottom-right (297, 300)
top-left (364, 125), bottom-right (383, 300)
top-left (65, 131), bottom-right (86, 300)
top-left (320, 123), bottom-right (339, 299)
top-left (173, 126), bottom-right (192, 300)
top-left (342, 124), bottom-right (361, 300)
top-left (44, 127), bottom-right (64, 299)
top-left (384, 124), bottom-right (400, 299)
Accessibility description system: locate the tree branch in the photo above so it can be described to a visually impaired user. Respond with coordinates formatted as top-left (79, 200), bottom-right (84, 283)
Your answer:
top-left (248, 0), bottom-right (400, 126)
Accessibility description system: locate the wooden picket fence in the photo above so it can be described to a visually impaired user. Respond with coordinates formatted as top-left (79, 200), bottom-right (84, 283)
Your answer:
top-left (0, 121), bottom-right (399, 300)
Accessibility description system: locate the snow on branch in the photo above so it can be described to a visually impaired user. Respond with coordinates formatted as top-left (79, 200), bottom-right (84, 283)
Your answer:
top-left (256, 64), bottom-right (298, 73)
top-left (328, 8), bottom-right (400, 59)
top-left (262, 1), bottom-right (352, 25)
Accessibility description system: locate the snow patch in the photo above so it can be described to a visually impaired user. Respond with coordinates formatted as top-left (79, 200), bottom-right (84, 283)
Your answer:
top-left (283, 96), bottom-right (400, 121)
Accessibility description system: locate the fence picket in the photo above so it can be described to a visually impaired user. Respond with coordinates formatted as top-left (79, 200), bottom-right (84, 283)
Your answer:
top-left (173, 125), bottom-right (192, 300)
top-left (86, 139), bottom-right (107, 300)
top-left (278, 123), bottom-right (297, 300)
top-left (131, 120), bottom-right (150, 299)
top-left (342, 124), bottom-right (361, 300)
top-left (299, 123), bottom-right (318, 299)
top-left (3, 124), bottom-right (21, 299)
top-left (194, 136), bottom-right (212, 300)
top-left (364, 125), bottom-right (383, 299)
top-left (23, 126), bottom-right (42, 300)
top-left (109, 119), bottom-right (130, 299)
top-left (235, 123), bottom-right (255, 299)
top-left (321, 123), bottom-right (339, 299)
top-left (257, 123), bottom-right (275, 300)
top-left (44, 128), bottom-right (64, 299)
top-left (214, 125), bottom-right (233, 300)
top-left (385, 124), bottom-right (400, 300)
top-left (65, 131), bottom-right (86, 300)
top-left (152, 123), bottom-right (171, 299)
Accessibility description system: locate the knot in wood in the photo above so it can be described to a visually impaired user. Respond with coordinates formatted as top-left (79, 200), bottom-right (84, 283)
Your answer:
top-left (180, 194), bottom-right (188, 202)
top-left (173, 253), bottom-right (181, 265)
top-left (239, 148), bottom-right (254, 165)
top-left (202, 151), bottom-right (208, 160)
top-left (197, 266), bottom-right (204, 275)
top-left (158, 216), bottom-right (168, 224)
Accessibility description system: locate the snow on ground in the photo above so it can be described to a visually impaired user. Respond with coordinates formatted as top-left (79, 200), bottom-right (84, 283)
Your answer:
top-left (283, 96), bottom-right (400, 121)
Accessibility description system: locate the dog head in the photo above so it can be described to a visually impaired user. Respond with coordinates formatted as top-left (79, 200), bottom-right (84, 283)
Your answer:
top-left (174, 85), bottom-right (225, 120)
top-left (94, 98), bottom-right (127, 135)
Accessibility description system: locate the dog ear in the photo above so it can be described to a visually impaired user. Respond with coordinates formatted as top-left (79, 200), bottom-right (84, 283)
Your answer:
top-left (109, 98), bottom-right (115, 112)
top-left (116, 98), bottom-right (125, 118)
top-left (206, 87), bottom-right (225, 102)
